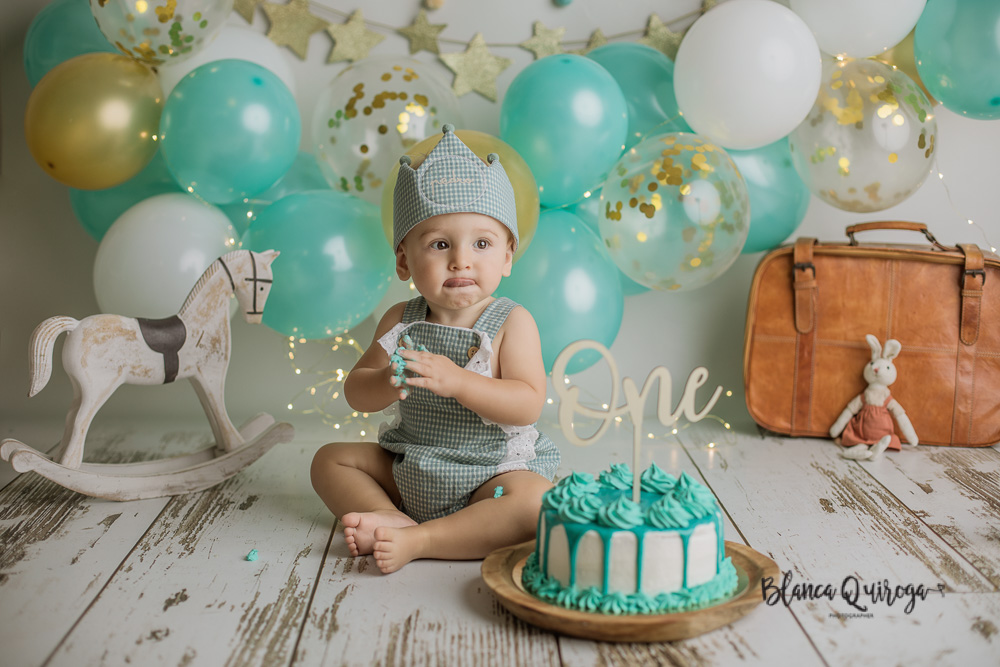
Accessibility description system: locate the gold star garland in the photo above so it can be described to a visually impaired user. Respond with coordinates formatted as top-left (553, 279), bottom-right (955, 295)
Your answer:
top-left (639, 14), bottom-right (685, 60)
top-left (261, 0), bottom-right (329, 60)
top-left (243, 1), bottom-right (708, 97)
top-left (234, 0), bottom-right (264, 23)
top-left (326, 9), bottom-right (384, 63)
top-left (398, 9), bottom-right (446, 55)
top-left (440, 33), bottom-right (513, 101)
top-left (520, 21), bottom-right (566, 59)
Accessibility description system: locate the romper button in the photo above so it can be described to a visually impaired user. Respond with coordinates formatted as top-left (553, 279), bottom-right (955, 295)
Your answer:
top-left (467, 346), bottom-right (479, 359)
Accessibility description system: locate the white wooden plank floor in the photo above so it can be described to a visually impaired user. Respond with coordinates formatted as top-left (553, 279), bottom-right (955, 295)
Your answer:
top-left (1, 413), bottom-right (999, 667)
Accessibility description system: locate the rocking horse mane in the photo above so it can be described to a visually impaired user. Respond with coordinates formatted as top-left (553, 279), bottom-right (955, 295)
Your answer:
top-left (178, 251), bottom-right (244, 317)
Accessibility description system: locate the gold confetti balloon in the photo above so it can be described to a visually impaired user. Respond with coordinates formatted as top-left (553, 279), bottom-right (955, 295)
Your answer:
top-left (873, 30), bottom-right (937, 106)
top-left (788, 58), bottom-right (936, 213)
top-left (310, 57), bottom-right (463, 206)
top-left (25, 52), bottom-right (163, 190)
top-left (597, 132), bottom-right (749, 292)
top-left (379, 130), bottom-right (540, 262)
top-left (90, 0), bottom-right (233, 66)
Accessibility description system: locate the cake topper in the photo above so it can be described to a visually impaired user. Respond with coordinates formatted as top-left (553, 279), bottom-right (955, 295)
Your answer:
top-left (551, 339), bottom-right (723, 502)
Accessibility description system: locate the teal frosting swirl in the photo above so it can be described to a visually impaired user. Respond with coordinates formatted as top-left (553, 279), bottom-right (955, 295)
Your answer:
top-left (541, 485), bottom-right (573, 511)
top-left (557, 471), bottom-right (600, 495)
top-left (596, 496), bottom-right (643, 529)
top-left (672, 472), bottom-right (715, 519)
top-left (640, 462), bottom-right (677, 494)
top-left (644, 495), bottom-right (695, 529)
top-left (598, 592), bottom-right (631, 615)
top-left (577, 587), bottom-right (603, 613)
top-left (557, 494), bottom-right (603, 523)
top-left (598, 463), bottom-right (633, 490)
top-left (521, 552), bottom-right (740, 615)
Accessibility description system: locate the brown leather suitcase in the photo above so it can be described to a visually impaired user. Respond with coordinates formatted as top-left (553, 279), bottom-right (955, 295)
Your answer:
top-left (743, 221), bottom-right (1000, 447)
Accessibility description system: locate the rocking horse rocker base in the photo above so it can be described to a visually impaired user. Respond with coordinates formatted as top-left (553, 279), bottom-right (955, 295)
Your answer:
top-left (0, 413), bottom-right (293, 502)
top-left (3, 250), bottom-right (296, 501)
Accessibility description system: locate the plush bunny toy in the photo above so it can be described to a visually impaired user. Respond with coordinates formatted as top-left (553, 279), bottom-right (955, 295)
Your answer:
top-left (829, 334), bottom-right (919, 461)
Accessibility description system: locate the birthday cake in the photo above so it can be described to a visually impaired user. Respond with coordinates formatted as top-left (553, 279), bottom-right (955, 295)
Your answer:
top-left (521, 463), bottom-right (738, 614)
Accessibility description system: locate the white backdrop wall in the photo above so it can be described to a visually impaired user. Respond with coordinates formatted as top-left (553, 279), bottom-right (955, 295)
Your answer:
top-left (2, 0), bottom-right (998, 434)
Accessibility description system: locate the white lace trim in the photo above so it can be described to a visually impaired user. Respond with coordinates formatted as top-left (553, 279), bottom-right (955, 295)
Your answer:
top-left (377, 322), bottom-right (410, 359)
top-left (378, 402), bottom-right (402, 438)
top-left (492, 422), bottom-right (538, 474)
top-left (466, 331), bottom-right (493, 378)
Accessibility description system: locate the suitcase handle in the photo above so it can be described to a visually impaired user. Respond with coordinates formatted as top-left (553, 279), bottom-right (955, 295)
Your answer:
top-left (845, 221), bottom-right (951, 250)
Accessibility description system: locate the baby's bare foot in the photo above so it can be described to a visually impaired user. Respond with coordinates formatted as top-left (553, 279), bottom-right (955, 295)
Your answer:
top-left (373, 525), bottom-right (429, 574)
top-left (341, 510), bottom-right (415, 556)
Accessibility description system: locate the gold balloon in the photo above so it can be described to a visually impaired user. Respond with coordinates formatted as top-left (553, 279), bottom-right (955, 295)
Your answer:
top-left (874, 30), bottom-right (937, 106)
top-left (25, 53), bottom-right (163, 190)
top-left (380, 130), bottom-right (540, 262)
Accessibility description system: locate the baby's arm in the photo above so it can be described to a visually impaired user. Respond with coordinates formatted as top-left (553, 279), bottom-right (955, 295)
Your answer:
top-left (343, 303), bottom-right (407, 413)
top-left (396, 306), bottom-right (547, 425)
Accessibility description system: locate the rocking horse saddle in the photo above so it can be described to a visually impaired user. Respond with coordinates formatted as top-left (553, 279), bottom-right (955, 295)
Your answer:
top-left (137, 315), bottom-right (187, 383)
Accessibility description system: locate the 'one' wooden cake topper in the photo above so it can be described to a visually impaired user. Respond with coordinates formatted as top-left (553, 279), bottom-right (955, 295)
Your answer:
top-left (551, 339), bottom-right (723, 503)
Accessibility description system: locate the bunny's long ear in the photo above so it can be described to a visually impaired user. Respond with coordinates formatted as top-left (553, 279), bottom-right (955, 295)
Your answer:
top-left (866, 334), bottom-right (882, 361)
top-left (883, 339), bottom-right (902, 360)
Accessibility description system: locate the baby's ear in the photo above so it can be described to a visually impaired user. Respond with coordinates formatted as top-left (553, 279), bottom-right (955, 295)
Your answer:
top-left (395, 245), bottom-right (411, 281)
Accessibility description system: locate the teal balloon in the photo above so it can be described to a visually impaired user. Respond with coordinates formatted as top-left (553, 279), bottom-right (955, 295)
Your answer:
top-left (567, 192), bottom-right (649, 296)
top-left (500, 54), bottom-right (628, 208)
top-left (915, 0), bottom-right (1000, 119)
top-left (69, 150), bottom-right (182, 241)
top-left (243, 191), bottom-right (393, 339)
top-left (160, 59), bottom-right (301, 205)
top-left (495, 209), bottom-right (624, 374)
top-left (24, 0), bottom-right (116, 87)
top-left (729, 138), bottom-right (810, 254)
top-left (222, 151), bottom-right (329, 237)
top-left (587, 43), bottom-right (691, 149)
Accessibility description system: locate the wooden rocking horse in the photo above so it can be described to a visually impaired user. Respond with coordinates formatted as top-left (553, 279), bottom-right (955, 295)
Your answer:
top-left (0, 249), bottom-right (295, 501)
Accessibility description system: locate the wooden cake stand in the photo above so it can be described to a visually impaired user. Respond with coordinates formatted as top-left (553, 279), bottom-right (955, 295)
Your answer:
top-left (482, 540), bottom-right (778, 643)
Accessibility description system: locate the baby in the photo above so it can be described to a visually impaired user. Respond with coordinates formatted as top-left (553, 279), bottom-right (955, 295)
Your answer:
top-left (310, 125), bottom-right (560, 574)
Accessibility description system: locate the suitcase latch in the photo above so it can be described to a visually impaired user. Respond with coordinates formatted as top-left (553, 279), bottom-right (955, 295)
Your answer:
top-left (793, 262), bottom-right (816, 278)
top-left (964, 268), bottom-right (986, 285)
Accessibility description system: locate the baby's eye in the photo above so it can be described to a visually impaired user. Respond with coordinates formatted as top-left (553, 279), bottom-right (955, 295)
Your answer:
top-left (475, 239), bottom-right (491, 250)
top-left (431, 240), bottom-right (449, 250)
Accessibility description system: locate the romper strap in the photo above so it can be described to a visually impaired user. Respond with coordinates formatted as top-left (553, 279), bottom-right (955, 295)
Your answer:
top-left (401, 296), bottom-right (428, 324)
top-left (473, 297), bottom-right (519, 338)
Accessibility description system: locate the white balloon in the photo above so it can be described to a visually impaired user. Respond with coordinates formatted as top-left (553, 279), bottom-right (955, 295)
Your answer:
top-left (156, 26), bottom-right (296, 98)
top-left (673, 0), bottom-right (822, 150)
top-left (94, 193), bottom-right (239, 318)
top-left (789, 0), bottom-right (927, 58)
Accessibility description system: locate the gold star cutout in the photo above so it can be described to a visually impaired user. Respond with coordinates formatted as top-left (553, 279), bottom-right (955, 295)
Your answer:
top-left (262, 0), bottom-right (328, 60)
top-left (234, 0), bottom-right (263, 23)
top-left (398, 9), bottom-right (446, 55)
top-left (639, 14), bottom-right (684, 60)
top-left (520, 21), bottom-right (565, 60)
top-left (326, 9), bottom-right (385, 64)
top-left (440, 33), bottom-right (512, 101)
top-left (568, 28), bottom-right (608, 56)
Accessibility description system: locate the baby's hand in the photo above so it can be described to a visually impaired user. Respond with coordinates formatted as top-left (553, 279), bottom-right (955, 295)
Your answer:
top-left (390, 335), bottom-right (428, 400)
top-left (395, 347), bottom-right (465, 399)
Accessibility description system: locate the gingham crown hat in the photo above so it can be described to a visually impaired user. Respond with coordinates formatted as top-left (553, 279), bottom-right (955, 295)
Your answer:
top-left (393, 124), bottom-right (518, 251)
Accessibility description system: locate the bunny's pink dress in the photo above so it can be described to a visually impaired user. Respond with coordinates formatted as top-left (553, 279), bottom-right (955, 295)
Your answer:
top-left (841, 395), bottom-right (902, 450)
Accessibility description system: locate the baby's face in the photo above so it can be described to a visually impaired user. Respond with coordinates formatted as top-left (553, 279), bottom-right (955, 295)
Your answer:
top-left (396, 212), bottom-right (514, 314)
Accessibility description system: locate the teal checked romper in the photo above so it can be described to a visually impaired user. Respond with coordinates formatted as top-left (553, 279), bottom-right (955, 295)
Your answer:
top-left (377, 296), bottom-right (561, 523)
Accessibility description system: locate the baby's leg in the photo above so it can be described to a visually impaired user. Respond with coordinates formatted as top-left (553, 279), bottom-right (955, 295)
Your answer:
top-left (372, 470), bottom-right (551, 573)
top-left (310, 442), bottom-right (415, 556)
